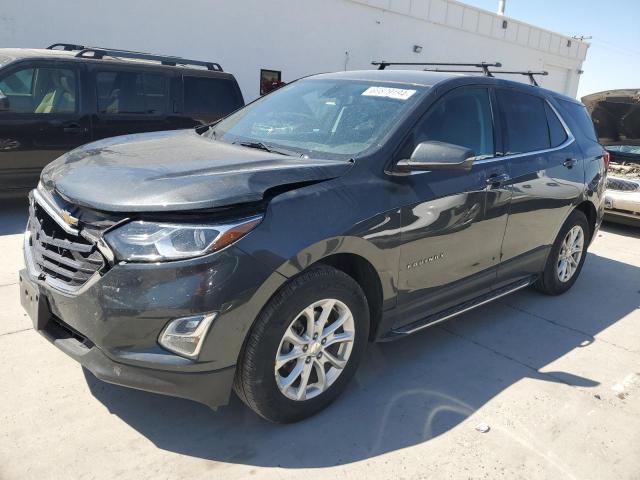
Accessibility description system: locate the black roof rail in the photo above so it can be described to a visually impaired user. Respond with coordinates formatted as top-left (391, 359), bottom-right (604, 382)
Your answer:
top-left (47, 43), bottom-right (86, 51)
top-left (372, 61), bottom-right (502, 76)
top-left (423, 68), bottom-right (548, 86)
top-left (75, 48), bottom-right (223, 71)
top-left (45, 44), bottom-right (223, 71)
top-left (493, 70), bottom-right (548, 86)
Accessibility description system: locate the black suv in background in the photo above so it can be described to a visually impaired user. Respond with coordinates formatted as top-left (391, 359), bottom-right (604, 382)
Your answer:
top-left (0, 44), bottom-right (244, 195)
top-left (20, 66), bottom-right (606, 423)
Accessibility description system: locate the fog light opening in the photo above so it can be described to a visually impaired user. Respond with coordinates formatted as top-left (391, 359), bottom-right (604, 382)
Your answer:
top-left (158, 313), bottom-right (216, 359)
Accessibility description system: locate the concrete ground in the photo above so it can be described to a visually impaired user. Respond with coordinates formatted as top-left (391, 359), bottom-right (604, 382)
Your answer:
top-left (1, 198), bottom-right (639, 480)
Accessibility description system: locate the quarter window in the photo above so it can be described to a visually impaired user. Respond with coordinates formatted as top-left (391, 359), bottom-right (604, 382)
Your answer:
top-left (558, 99), bottom-right (598, 142)
top-left (96, 71), bottom-right (168, 115)
top-left (497, 89), bottom-right (550, 154)
top-left (400, 87), bottom-right (495, 159)
top-left (0, 66), bottom-right (76, 114)
top-left (545, 102), bottom-right (568, 147)
top-left (183, 76), bottom-right (243, 116)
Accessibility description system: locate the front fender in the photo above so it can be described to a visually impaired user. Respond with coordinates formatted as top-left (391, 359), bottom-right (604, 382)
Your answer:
top-left (275, 235), bottom-right (399, 308)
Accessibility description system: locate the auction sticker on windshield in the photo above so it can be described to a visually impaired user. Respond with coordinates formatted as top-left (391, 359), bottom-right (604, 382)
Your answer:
top-left (362, 86), bottom-right (417, 101)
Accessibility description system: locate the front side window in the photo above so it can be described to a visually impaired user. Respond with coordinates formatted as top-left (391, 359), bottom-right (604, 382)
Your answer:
top-left (0, 66), bottom-right (76, 114)
top-left (96, 71), bottom-right (167, 115)
top-left (210, 79), bottom-right (427, 159)
top-left (184, 76), bottom-right (243, 116)
top-left (497, 89), bottom-right (550, 154)
top-left (399, 87), bottom-right (494, 159)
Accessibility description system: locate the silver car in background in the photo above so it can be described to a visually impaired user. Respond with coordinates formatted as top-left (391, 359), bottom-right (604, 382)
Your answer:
top-left (583, 90), bottom-right (640, 226)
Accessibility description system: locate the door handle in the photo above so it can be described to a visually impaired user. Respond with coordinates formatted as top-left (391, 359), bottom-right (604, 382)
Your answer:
top-left (563, 158), bottom-right (577, 169)
top-left (63, 124), bottom-right (85, 134)
top-left (486, 173), bottom-right (510, 187)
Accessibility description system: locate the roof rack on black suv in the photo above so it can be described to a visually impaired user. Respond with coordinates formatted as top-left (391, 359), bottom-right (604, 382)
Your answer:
top-left (46, 43), bottom-right (223, 71)
top-left (0, 44), bottom-right (244, 195)
top-left (371, 61), bottom-right (548, 86)
top-left (372, 61), bottom-right (502, 76)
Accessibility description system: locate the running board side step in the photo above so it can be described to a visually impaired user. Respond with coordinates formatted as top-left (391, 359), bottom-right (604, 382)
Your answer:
top-left (386, 277), bottom-right (536, 339)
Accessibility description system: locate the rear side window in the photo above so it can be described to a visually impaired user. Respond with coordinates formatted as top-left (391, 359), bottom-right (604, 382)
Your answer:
top-left (96, 71), bottom-right (168, 115)
top-left (558, 99), bottom-right (598, 142)
top-left (497, 89), bottom-right (550, 154)
top-left (544, 103), bottom-right (568, 147)
top-left (184, 76), bottom-right (242, 116)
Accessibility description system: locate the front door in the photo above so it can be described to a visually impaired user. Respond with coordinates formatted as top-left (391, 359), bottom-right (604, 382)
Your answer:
top-left (0, 61), bottom-right (91, 192)
top-left (394, 86), bottom-right (511, 329)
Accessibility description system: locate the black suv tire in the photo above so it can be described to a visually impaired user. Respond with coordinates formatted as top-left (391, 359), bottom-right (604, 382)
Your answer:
top-left (535, 209), bottom-right (590, 295)
top-left (234, 265), bottom-right (370, 423)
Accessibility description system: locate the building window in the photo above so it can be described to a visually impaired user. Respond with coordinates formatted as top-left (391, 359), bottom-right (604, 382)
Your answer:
top-left (260, 69), bottom-right (284, 96)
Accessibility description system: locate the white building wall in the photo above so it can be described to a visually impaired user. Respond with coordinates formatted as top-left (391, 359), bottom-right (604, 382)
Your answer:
top-left (0, 0), bottom-right (588, 100)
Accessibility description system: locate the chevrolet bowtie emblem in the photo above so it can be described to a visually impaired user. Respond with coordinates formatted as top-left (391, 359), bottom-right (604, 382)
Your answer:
top-left (61, 210), bottom-right (79, 227)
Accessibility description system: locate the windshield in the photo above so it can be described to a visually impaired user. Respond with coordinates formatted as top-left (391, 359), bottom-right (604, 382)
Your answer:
top-left (209, 79), bottom-right (427, 159)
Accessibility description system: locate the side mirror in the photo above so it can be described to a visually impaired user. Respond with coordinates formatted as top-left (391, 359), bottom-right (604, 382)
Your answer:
top-left (0, 90), bottom-right (9, 111)
top-left (395, 141), bottom-right (475, 173)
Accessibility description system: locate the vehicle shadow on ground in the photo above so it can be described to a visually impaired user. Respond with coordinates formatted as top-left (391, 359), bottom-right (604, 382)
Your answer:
top-left (602, 220), bottom-right (640, 239)
top-left (85, 246), bottom-right (639, 468)
top-left (0, 196), bottom-right (29, 235)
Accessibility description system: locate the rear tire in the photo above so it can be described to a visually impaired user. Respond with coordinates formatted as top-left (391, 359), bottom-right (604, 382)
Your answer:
top-left (534, 209), bottom-right (590, 295)
top-left (234, 265), bottom-right (369, 423)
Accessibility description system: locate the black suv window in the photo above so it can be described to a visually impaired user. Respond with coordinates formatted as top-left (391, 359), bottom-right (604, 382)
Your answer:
top-left (183, 76), bottom-right (242, 115)
top-left (96, 71), bottom-right (168, 115)
top-left (545, 102), bottom-right (568, 147)
top-left (0, 66), bottom-right (77, 114)
top-left (497, 89), bottom-right (550, 154)
top-left (558, 99), bottom-right (598, 142)
top-left (400, 86), bottom-right (494, 159)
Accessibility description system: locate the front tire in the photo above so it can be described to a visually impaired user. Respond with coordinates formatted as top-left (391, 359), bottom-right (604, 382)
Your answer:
top-left (535, 209), bottom-right (590, 295)
top-left (234, 265), bottom-right (369, 423)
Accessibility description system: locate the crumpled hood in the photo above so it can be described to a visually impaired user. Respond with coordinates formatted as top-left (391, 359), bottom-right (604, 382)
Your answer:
top-left (41, 129), bottom-right (352, 212)
top-left (582, 89), bottom-right (640, 146)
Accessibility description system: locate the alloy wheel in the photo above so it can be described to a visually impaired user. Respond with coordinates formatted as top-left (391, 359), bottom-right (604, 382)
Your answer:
top-left (557, 225), bottom-right (584, 282)
top-left (274, 298), bottom-right (355, 401)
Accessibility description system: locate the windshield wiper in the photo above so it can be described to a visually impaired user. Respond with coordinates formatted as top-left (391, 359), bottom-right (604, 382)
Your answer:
top-left (232, 141), bottom-right (301, 157)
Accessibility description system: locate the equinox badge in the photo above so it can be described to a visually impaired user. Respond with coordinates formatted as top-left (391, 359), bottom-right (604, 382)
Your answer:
top-left (407, 253), bottom-right (445, 270)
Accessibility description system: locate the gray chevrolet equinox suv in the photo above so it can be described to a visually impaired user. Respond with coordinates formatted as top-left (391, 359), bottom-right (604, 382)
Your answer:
top-left (20, 68), bottom-right (606, 423)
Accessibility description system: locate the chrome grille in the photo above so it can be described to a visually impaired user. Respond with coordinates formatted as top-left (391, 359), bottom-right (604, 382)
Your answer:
top-left (27, 200), bottom-right (104, 289)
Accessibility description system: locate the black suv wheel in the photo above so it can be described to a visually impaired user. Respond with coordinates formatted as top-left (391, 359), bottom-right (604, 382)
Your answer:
top-left (234, 266), bottom-right (369, 423)
top-left (535, 210), bottom-right (590, 295)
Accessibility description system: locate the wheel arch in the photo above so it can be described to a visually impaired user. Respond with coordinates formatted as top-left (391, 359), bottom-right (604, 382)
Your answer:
top-left (316, 252), bottom-right (384, 340)
top-left (574, 199), bottom-right (598, 241)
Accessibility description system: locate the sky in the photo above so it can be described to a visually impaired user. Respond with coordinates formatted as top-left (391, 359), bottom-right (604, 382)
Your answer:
top-left (460, 0), bottom-right (640, 99)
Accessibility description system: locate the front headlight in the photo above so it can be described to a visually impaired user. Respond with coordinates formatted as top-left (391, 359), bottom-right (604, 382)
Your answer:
top-left (104, 215), bottom-right (262, 262)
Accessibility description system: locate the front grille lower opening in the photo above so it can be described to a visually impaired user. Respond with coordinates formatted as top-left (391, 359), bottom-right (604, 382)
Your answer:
top-left (47, 316), bottom-right (94, 348)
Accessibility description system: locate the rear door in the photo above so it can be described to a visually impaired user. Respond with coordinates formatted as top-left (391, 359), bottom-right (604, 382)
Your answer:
top-left (394, 85), bottom-right (512, 329)
top-left (0, 60), bottom-right (90, 192)
top-left (89, 66), bottom-right (176, 141)
top-left (494, 88), bottom-right (584, 287)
